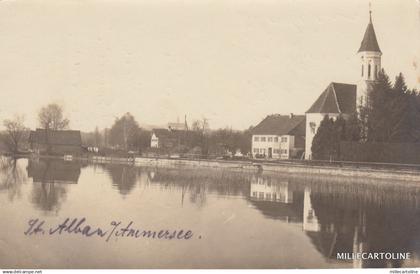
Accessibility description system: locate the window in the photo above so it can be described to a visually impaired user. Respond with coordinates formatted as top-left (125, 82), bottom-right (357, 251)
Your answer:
top-left (281, 149), bottom-right (288, 154)
top-left (254, 136), bottom-right (259, 142)
top-left (260, 148), bottom-right (266, 154)
top-left (368, 63), bottom-right (371, 78)
top-left (253, 148), bottom-right (259, 153)
top-left (259, 192), bottom-right (264, 199)
top-left (309, 122), bottom-right (316, 134)
top-left (252, 191), bottom-right (257, 197)
top-left (373, 65), bottom-right (376, 79)
top-left (361, 64), bottom-right (364, 77)
top-left (268, 137), bottom-right (273, 142)
top-left (273, 149), bottom-right (280, 154)
top-left (376, 65), bottom-right (379, 78)
top-left (266, 193), bottom-right (272, 200)
top-left (281, 137), bottom-right (288, 142)
top-left (274, 137), bottom-right (279, 142)
top-left (261, 137), bottom-right (266, 142)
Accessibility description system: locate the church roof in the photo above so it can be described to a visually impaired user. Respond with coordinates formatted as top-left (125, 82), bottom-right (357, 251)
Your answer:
top-left (306, 82), bottom-right (356, 114)
top-left (358, 14), bottom-right (381, 53)
top-left (252, 114), bottom-right (305, 136)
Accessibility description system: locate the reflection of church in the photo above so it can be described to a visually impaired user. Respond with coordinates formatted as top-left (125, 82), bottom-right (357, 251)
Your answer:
top-left (248, 176), bottom-right (420, 268)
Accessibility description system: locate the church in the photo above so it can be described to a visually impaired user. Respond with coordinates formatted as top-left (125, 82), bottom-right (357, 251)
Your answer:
top-left (304, 10), bottom-right (382, 160)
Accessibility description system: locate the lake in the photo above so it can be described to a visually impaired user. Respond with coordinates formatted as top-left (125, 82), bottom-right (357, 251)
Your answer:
top-left (1, 157), bottom-right (420, 269)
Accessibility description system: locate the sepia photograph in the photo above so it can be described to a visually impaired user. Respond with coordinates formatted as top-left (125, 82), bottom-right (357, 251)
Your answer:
top-left (0, 0), bottom-right (420, 272)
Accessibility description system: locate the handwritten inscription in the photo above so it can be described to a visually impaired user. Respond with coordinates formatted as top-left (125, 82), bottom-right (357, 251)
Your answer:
top-left (24, 218), bottom-right (195, 242)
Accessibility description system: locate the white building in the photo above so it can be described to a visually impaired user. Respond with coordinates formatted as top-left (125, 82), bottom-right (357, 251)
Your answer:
top-left (251, 114), bottom-right (305, 159)
top-left (249, 177), bottom-right (293, 204)
top-left (150, 132), bottom-right (159, 148)
top-left (305, 82), bottom-right (357, 160)
top-left (150, 128), bottom-right (177, 149)
top-left (304, 11), bottom-right (382, 160)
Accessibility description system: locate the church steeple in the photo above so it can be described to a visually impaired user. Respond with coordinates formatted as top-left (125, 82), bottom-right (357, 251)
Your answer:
top-left (358, 7), bottom-right (381, 53)
top-left (356, 4), bottom-right (383, 110)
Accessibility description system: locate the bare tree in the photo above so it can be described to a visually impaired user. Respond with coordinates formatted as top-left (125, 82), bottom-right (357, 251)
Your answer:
top-left (2, 115), bottom-right (28, 154)
top-left (0, 158), bottom-right (27, 201)
top-left (38, 103), bottom-right (70, 130)
top-left (191, 118), bottom-right (209, 133)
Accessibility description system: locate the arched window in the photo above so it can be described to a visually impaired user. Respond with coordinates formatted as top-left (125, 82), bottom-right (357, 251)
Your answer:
top-left (372, 65), bottom-right (376, 79)
top-left (368, 64), bottom-right (371, 78)
top-left (361, 65), bottom-right (364, 77)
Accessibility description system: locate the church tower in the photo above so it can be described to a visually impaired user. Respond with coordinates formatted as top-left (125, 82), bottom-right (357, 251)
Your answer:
top-left (356, 8), bottom-right (382, 110)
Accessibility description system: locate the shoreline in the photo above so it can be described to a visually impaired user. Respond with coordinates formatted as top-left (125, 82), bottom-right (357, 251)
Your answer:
top-left (5, 153), bottom-right (420, 182)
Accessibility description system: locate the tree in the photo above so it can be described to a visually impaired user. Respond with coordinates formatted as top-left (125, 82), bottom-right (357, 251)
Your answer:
top-left (365, 70), bottom-right (393, 142)
top-left (190, 118), bottom-right (210, 155)
top-left (311, 115), bottom-right (335, 160)
top-left (344, 113), bottom-right (361, 142)
top-left (38, 103), bottom-right (70, 130)
top-left (109, 112), bottom-right (141, 151)
top-left (2, 115), bottom-right (28, 154)
top-left (393, 73), bottom-right (408, 94)
top-left (389, 73), bottom-right (411, 142)
top-left (94, 127), bottom-right (102, 147)
top-left (365, 71), bottom-right (417, 143)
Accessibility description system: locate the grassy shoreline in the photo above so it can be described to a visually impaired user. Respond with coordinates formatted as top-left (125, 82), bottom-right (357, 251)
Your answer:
top-left (3, 152), bottom-right (420, 181)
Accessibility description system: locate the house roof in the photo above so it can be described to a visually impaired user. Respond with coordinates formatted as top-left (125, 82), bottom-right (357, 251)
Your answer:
top-left (29, 129), bottom-right (82, 146)
top-left (306, 82), bottom-right (356, 114)
top-left (358, 15), bottom-right (381, 53)
top-left (152, 128), bottom-right (172, 138)
top-left (252, 114), bottom-right (306, 136)
top-left (168, 122), bottom-right (187, 130)
top-left (152, 128), bottom-right (189, 139)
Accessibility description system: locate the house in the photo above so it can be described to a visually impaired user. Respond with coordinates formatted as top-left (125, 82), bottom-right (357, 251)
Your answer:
top-left (29, 128), bottom-right (82, 156)
top-left (305, 83), bottom-right (357, 160)
top-left (251, 114), bottom-right (305, 159)
top-left (150, 128), bottom-right (187, 149)
top-left (304, 11), bottom-right (381, 159)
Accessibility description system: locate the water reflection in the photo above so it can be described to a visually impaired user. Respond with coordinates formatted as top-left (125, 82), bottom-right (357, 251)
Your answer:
top-left (1, 159), bottom-right (420, 268)
top-left (0, 157), bottom-right (27, 201)
top-left (248, 176), bottom-right (303, 222)
top-left (27, 159), bottom-right (82, 212)
top-left (146, 168), bottom-right (250, 207)
top-left (100, 164), bottom-right (140, 196)
top-left (306, 187), bottom-right (420, 268)
top-left (248, 174), bottom-right (420, 268)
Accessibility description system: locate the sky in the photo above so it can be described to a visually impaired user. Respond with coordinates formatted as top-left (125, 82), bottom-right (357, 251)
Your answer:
top-left (0, 0), bottom-right (419, 131)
